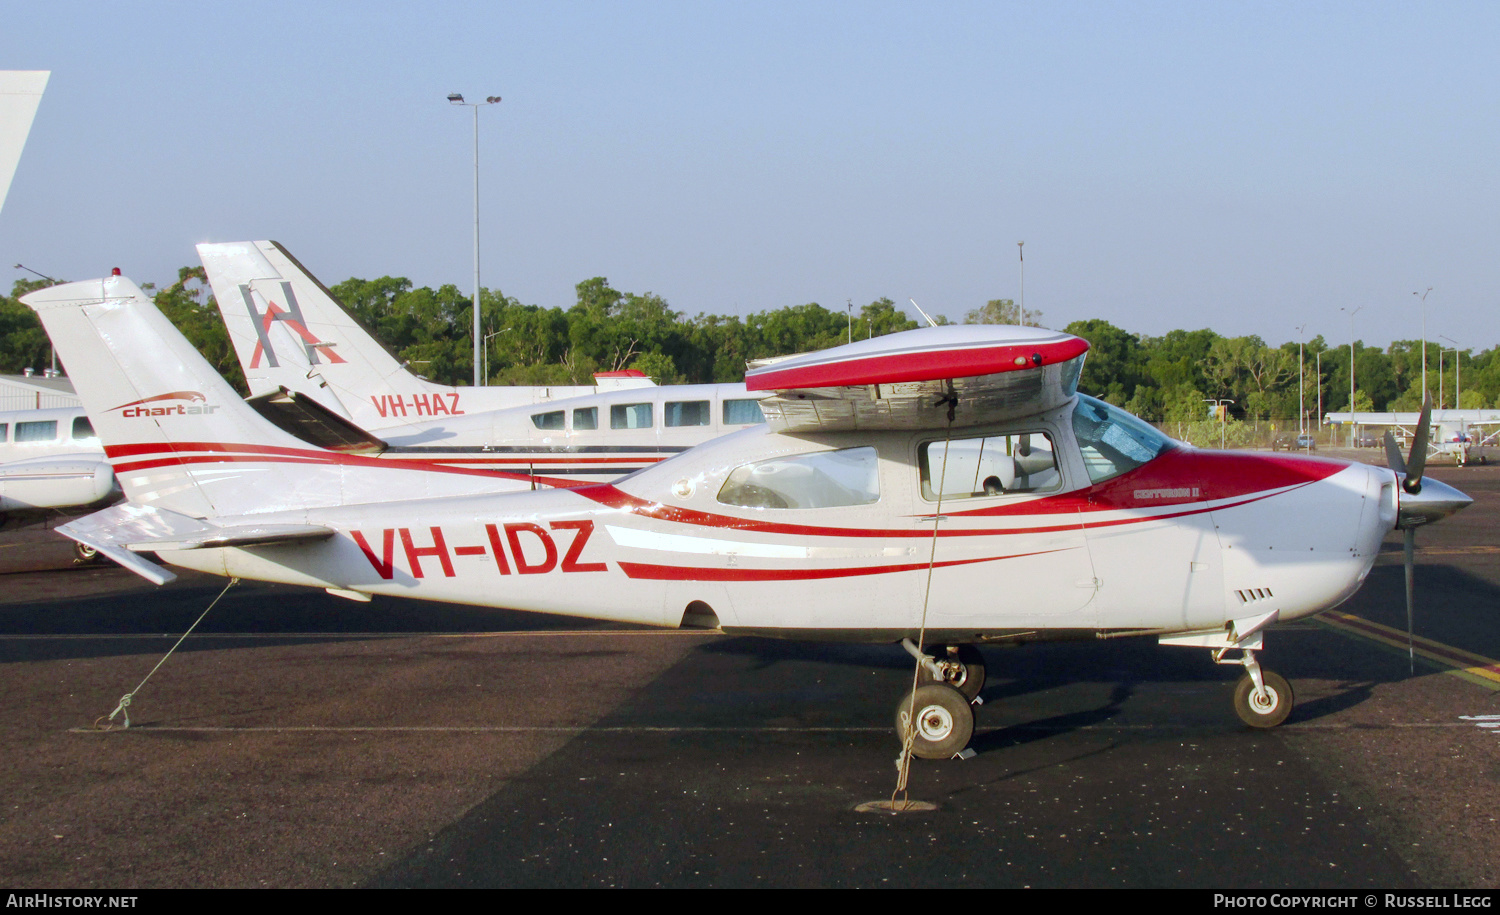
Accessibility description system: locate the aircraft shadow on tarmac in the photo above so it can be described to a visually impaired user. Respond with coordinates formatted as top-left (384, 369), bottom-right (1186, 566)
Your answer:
top-left (3, 556), bottom-right (1492, 753)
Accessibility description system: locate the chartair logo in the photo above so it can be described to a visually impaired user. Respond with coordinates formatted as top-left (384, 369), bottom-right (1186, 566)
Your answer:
top-left (238, 282), bottom-right (347, 369)
top-left (111, 391), bottom-right (221, 417)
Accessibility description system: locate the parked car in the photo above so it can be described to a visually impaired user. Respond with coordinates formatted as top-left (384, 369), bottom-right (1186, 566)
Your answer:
top-left (1295, 433), bottom-right (1316, 450)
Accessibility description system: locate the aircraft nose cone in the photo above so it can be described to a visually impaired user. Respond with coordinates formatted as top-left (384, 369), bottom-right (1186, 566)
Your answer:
top-left (1397, 475), bottom-right (1473, 529)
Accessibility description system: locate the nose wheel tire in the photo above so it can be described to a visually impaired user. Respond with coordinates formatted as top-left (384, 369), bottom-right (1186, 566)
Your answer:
top-left (895, 684), bottom-right (975, 759)
top-left (917, 644), bottom-right (986, 701)
top-left (1233, 670), bottom-right (1293, 728)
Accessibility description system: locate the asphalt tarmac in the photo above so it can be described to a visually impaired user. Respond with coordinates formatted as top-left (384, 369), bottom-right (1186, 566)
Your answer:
top-left (0, 462), bottom-right (1497, 888)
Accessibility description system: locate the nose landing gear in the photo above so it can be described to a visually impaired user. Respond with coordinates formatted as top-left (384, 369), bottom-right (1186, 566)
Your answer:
top-left (1219, 648), bottom-right (1293, 729)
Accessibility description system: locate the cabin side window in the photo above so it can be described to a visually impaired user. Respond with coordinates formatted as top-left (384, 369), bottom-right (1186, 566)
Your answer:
top-left (610, 403), bottom-right (653, 430)
top-left (919, 432), bottom-right (1061, 501)
top-left (14, 420), bottom-right (58, 443)
top-left (572, 407), bottom-right (598, 431)
top-left (70, 416), bottom-right (99, 445)
top-left (718, 446), bottom-right (880, 510)
top-left (531, 410), bottom-right (565, 431)
top-left (665, 400), bottom-right (710, 427)
top-left (723, 399), bottom-right (766, 425)
top-left (0, 424), bottom-right (8, 442)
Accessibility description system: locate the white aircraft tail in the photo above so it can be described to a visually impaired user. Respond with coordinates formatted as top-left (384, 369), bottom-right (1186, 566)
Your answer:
top-left (21, 275), bottom-right (532, 521)
top-left (0, 71), bottom-right (49, 216)
top-left (198, 241), bottom-right (656, 431)
top-left (19, 275), bottom-right (345, 518)
top-left (196, 240), bottom-right (423, 420)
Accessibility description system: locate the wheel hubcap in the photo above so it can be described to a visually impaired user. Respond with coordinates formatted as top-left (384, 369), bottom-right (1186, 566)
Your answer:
top-left (1250, 687), bottom-right (1279, 714)
top-left (916, 705), bottom-right (954, 741)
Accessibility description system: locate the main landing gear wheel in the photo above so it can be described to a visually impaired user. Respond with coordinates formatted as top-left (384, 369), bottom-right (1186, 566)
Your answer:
top-left (917, 644), bottom-right (986, 701)
top-left (1233, 670), bottom-right (1293, 728)
top-left (895, 683), bottom-right (974, 759)
top-left (73, 542), bottom-right (100, 564)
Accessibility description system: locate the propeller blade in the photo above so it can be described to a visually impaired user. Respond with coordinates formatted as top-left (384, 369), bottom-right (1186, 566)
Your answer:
top-left (1383, 430), bottom-right (1407, 475)
top-left (1403, 527), bottom-right (1416, 676)
top-left (1403, 392), bottom-right (1433, 494)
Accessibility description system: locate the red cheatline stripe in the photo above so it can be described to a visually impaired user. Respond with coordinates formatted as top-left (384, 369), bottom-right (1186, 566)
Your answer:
top-left (618, 549), bottom-right (1062, 582)
top-left (575, 482), bottom-right (1296, 540)
top-left (106, 446), bottom-right (587, 490)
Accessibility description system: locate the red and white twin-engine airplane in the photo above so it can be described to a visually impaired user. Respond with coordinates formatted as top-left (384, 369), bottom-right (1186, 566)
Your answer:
top-left (24, 275), bottom-right (1471, 758)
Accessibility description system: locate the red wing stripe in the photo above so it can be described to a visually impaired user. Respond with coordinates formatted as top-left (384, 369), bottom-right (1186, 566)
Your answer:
top-left (746, 338), bottom-right (1090, 390)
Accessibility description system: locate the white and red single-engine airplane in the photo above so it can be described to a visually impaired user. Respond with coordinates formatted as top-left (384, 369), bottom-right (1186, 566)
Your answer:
top-left (23, 275), bottom-right (1472, 758)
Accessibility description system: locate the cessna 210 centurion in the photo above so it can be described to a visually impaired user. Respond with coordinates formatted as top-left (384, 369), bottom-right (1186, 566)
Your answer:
top-left (23, 275), bottom-right (1472, 758)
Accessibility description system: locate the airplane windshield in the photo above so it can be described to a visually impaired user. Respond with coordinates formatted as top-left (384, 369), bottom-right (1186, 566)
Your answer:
top-left (1071, 395), bottom-right (1176, 484)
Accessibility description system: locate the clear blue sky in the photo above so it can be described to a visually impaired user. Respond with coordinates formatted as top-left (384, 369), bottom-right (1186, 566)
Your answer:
top-left (3, 1), bottom-right (1497, 351)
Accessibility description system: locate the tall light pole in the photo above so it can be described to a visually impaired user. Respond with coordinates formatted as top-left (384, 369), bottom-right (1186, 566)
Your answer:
top-left (1441, 334), bottom-right (1462, 442)
top-left (1341, 305), bottom-right (1363, 447)
top-left (1413, 287), bottom-right (1431, 399)
top-left (1439, 333), bottom-right (1460, 409)
top-left (1315, 350), bottom-right (1324, 441)
top-left (483, 327), bottom-right (511, 386)
top-left (1296, 323), bottom-right (1307, 436)
top-left (1016, 241), bottom-right (1025, 326)
top-left (449, 92), bottom-right (501, 386)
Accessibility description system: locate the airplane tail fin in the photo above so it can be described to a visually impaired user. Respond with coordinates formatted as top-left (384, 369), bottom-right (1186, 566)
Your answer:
top-left (197, 240), bottom-right (436, 421)
top-left (20, 275), bottom-right (343, 518)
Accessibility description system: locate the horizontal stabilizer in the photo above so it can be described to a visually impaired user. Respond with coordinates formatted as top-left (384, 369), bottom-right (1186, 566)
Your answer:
top-left (60, 504), bottom-right (335, 585)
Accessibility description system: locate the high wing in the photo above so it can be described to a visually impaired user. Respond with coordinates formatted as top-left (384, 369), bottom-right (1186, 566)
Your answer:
top-left (0, 71), bottom-right (48, 216)
top-left (747, 325), bottom-right (1089, 432)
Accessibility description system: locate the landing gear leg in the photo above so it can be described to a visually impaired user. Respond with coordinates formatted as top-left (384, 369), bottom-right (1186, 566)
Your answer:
top-left (910, 642), bottom-right (986, 700)
top-left (1217, 648), bottom-right (1293, 728)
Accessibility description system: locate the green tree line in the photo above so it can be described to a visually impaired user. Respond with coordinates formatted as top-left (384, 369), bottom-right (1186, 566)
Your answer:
top-left (5, 272), bottom-right (1499, 421)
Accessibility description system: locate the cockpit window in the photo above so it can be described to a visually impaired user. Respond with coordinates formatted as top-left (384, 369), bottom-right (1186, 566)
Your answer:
top-left (718, 446), bottom-right (880, 510)
top-left (1071, 394), bottom-right (1175, 484)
